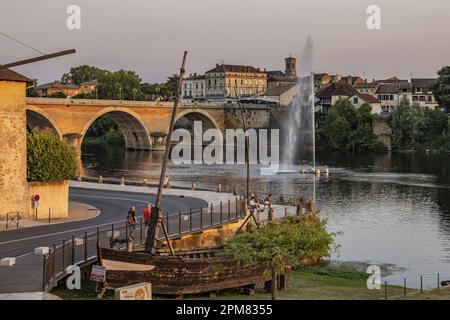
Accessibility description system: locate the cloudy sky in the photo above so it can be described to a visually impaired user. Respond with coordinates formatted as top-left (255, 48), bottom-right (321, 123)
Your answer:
top-left (1, 0), bottom-right (449, 84)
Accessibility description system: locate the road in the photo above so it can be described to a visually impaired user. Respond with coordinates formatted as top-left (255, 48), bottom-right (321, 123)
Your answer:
top-left (0, 187), bottom-right (207, 259)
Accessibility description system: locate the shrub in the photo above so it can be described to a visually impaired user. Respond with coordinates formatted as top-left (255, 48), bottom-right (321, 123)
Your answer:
top-left (27, 132), bottom-right (77, 182)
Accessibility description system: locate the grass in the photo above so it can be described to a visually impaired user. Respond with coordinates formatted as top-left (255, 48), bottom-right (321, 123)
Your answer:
top-left (53, 263), bottom-right (431, 300)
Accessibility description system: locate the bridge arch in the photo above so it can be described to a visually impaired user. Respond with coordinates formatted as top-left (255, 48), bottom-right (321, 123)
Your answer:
top-left (25, 106), bottom-right (63, 138)
top-left (174, 109), bottom-right (220, 132)
top-left (81, 107), bottom-right (152, 150)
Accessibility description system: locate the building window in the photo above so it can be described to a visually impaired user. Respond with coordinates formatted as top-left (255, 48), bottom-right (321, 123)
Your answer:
top-left (353, 98), bottom-right (358, 104)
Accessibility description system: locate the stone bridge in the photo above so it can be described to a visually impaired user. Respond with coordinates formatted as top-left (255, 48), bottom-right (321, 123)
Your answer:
top-left (26, 98), bottom-right (271, 153)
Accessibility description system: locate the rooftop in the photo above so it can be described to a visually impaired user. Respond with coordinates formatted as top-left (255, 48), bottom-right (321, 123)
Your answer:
top-left (316, 81), bottom-right (359, 99)
top-left (205, 64), bottom-right (265, 74)
top-left (0, 68), bottom-right (33, 83)
top-left (411, 78), bottom-right (436, 88)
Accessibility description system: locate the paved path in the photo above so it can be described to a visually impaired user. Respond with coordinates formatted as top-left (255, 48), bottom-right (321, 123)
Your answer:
top-left (0, 184), bottom-right (240, 294)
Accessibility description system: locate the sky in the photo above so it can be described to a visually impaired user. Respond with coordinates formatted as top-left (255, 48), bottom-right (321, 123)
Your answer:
top-left (1, 0), bottom-right (449, 84)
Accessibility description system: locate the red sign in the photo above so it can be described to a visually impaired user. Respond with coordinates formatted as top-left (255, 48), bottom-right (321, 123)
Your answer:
top-left (32, 194), bottom-right (40, 202)
top-left (90, 265), bottom-right (106, 283)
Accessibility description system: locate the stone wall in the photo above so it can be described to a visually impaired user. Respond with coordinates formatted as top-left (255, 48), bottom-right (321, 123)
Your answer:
top-left (224, 107), bottom-right (271, 129)
top-left (28, 181), bottom-right (69, 219)
top-left (373, 118), bottom-right (392, 151)
top-left (0, 81), bottom-right (29, 218)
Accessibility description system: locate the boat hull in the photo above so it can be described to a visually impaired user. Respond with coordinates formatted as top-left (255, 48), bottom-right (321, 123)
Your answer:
top-left (99, 247), bottom-right (271, 295)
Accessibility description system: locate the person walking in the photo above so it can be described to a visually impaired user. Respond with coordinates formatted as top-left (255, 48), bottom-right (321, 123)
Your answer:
top-left (143, 203), bottom-right (153, 234)
top-left (127, 206), bottom-right (136, 239)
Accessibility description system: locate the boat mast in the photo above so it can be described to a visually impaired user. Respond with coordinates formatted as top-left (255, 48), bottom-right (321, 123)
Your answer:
top-left (145, 51), bottom-right (188, 255)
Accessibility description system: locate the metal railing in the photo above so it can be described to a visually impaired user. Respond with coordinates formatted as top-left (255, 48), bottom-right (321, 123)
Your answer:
top-left (41, 197), bottom-right (245, 292)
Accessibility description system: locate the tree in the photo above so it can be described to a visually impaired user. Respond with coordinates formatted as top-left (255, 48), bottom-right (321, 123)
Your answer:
top-left (164, 74), bottom-right (180, 99)
top-left (61, 65), bottom-right (108, 85)
top-left (431, 66), bottom-right (450, 112)
top-left (96, 69), bottom-right (143, 100)
top-left (27, 132), bottom-right (77, 182)
top-left (391, 97), bottom-right (414, 150)
top-left (220, 216), bottom-right (335, 300)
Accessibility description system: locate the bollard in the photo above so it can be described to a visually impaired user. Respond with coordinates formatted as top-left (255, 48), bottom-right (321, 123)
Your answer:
top-left (228, 199), bottom-right (231, 221)
top-left (143, 178), bottom-right (148, 187)
top-left (96, 227), bottom-right (99, 246)
top-left (217, 183), bottom-right (222, 193)
top-left (189, 208), bottom-right (192, 231)
top-left (120, 177), bottom-right (125, 186)
top-left (84, 231), bottom-right (88, 261)
top-left (48, 208), bottom-right (51, 224)
top-left (98, 176), bottom-right (103, 184)
top-left (192, 181), bottom-right (196, 191)
top-left (233, 185), bottom-right (237, 196)
top-left (220, 201), bottom-right (223, 223)
top-left (384, 281), bottom-right (387, 300)
top-left (235, 198), bottom-right (238, 219)
top-left (77, 175), bottom-right (82, 182)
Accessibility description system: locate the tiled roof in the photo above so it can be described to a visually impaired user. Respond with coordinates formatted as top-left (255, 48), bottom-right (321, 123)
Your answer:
top-left (184, 74), bottom-right (205, 81)
top-left (316, 81), bottom-right (358, 99)
top-left (0, 68), bottom-right (33, 83)
top-left (411, 78), bottom-right (436, 89)
top-left (353, 93), bottom-right (380, 103)
top-left (355, 82), bottom-right (378, 88)
top-left (206, 64), bottom-right (265, 74)
top-left (35, 81), bottom-right (79, 90)
top-left (376, 83), bottom-right (411, 94)
top-left (265, 83), bottom-right (297, 96)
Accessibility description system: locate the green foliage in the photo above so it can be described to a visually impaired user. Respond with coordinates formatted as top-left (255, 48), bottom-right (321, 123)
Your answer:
top-left (391, 96), bottom-right (449, 151)
top-left (431, 66), bottom-right (450, 112)
top-left (97, 70), bottom-right (143, 100)
top-left (27, 132), bottom-right (77, 182)
top-left (61, 65), bottom-right (107, 85)
top-left (317, 100), bottom-right (377, 150)
top-left (220, 216), bottom-right (336, 273)
top-left (83, 115), bottom-right (124, 146)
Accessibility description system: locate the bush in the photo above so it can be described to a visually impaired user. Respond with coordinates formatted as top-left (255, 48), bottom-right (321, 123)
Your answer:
top-left (27, 132), bottom-right (77, 182)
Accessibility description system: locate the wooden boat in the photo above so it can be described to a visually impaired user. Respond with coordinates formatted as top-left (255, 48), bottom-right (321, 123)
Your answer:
top-left (98, 246), bottom-right (271, 295)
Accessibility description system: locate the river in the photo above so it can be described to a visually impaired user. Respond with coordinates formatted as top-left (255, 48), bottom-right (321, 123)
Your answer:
top-left (81, 144), bottom-right (450, 288)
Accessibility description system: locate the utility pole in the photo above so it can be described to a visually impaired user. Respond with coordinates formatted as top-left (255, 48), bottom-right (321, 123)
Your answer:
top-left (145, 51), bottom-right (188, 255)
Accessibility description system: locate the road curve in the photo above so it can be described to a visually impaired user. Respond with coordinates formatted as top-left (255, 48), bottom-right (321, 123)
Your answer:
top-left (0, 187), bottom-right (207, 259)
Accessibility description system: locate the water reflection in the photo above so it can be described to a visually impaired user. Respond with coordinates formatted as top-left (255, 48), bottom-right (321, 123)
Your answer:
top-left (81, 144), bottom-right (450, 288)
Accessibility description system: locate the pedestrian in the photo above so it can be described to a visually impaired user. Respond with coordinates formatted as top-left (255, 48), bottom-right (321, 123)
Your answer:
top-left (143, 203), bottom-right (153, 233)
top-left (127, 206), bottom-right (136, 239)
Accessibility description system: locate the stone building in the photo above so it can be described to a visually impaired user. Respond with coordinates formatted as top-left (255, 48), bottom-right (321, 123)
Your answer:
top-left (266, 57), bottom-right (298, 90)
top-left (0, 68), bottom-right (31, 218)
top-left (411, 78), bottom-right (439, 109)
top-left (181, 73), bottom-right (206, 103)
top-left (205, 64), bottom-right (267, 101)
top-left (35, 80), bottom-right (98, 98)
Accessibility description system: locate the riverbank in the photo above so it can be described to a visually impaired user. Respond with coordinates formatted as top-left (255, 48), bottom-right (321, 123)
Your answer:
top-left (52, 262), bottom-right (450, 300)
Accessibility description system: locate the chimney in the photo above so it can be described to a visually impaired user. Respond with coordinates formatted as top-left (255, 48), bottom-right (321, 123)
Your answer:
top-left (194, 73), bottom-right (197, 77)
